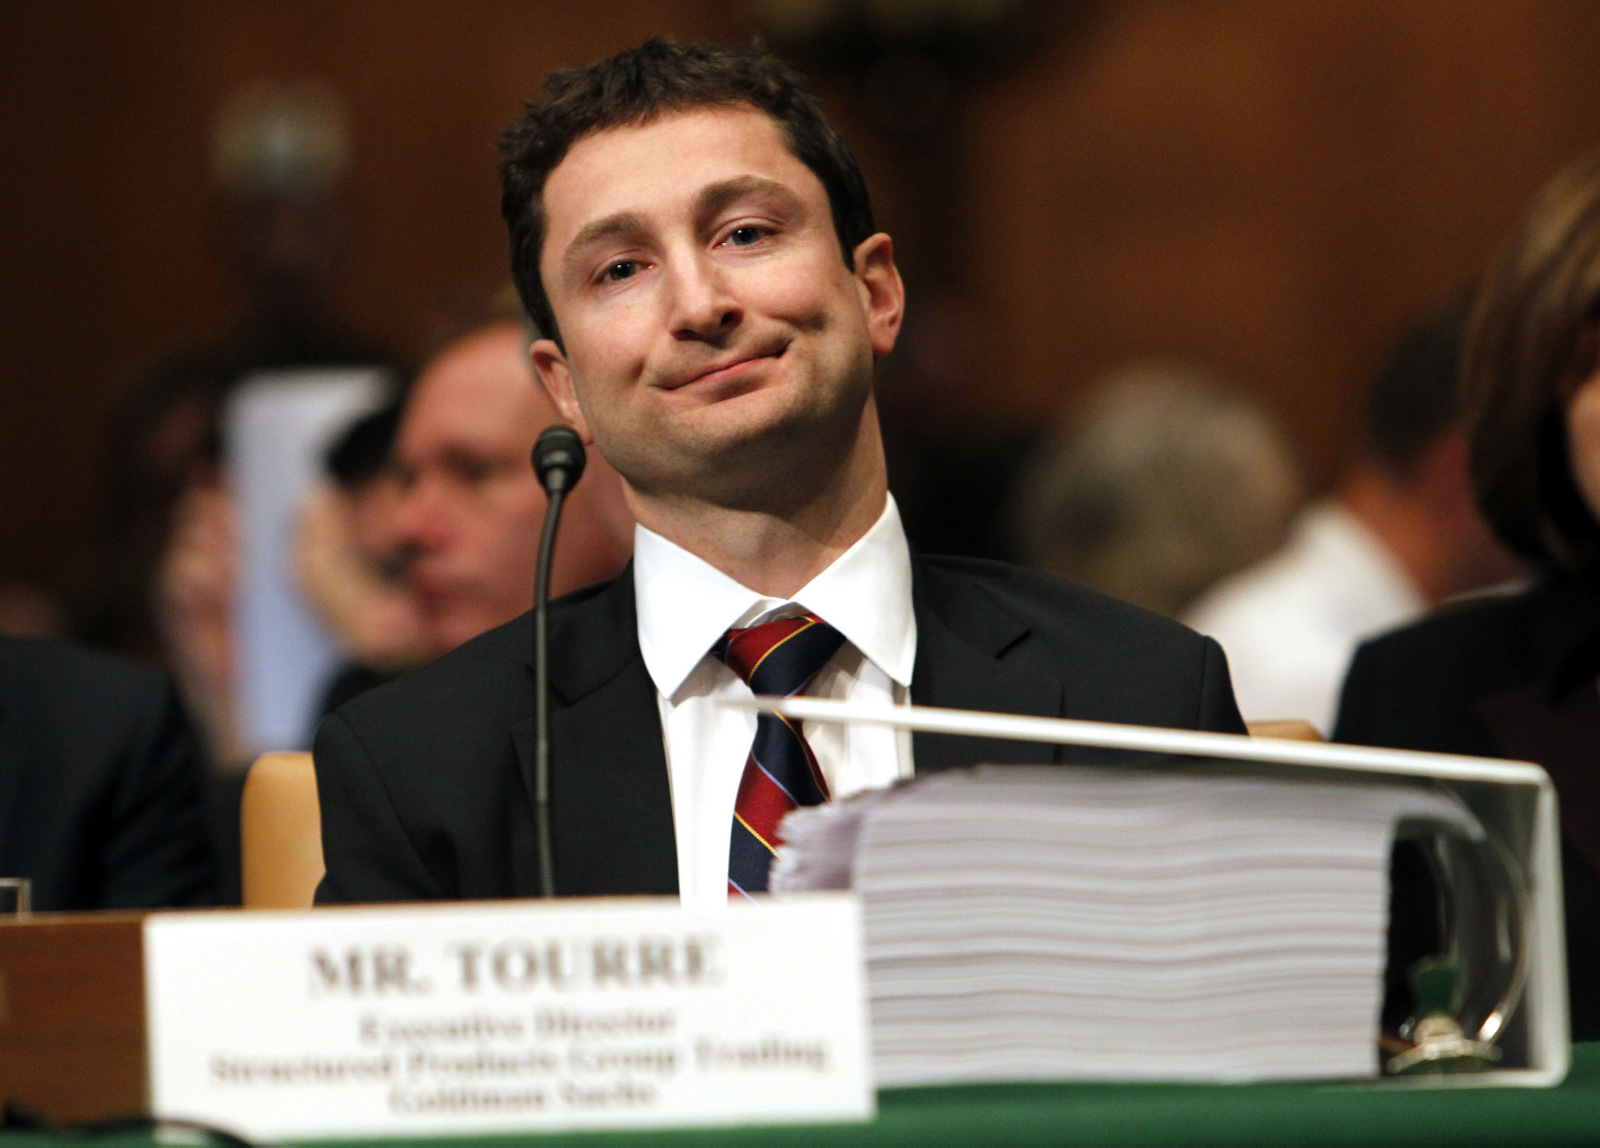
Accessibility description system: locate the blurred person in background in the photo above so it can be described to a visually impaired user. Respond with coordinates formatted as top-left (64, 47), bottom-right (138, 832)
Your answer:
top-left (392, 317), bottom-right (634, 659)
top-left (1185, 297), bottom-right (1517, 733)
top-left (154, 306), bottom-right (633, 799)
top-left (877, 295), bottom-right (1037, 562)
top-left (157, 479), bottom-right (240, 771)
top-left (297, 397), bottom-right (431, 714)
top-left (1335, 151), bottom-right (1600, 1040)
top-left (80, 78), bottom-right (402, 662)
top-left (155, 387), bottom-right (422, 904)
top-left (1008, 363), bottom-right (1302, 618)
top-left (0, 634), bottom-right (213, 910)
top-left (0, 582), bottom-right (66, 638)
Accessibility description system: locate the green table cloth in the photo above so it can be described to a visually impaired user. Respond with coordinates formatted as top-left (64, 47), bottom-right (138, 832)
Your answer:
top-left (7, 1044), bottom-right (1598, 1147)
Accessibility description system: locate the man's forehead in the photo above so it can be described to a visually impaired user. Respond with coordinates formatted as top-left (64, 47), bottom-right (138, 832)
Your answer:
top-left (403, 330), bottom-right (543, 447)
top-left (539, 105), bottom-right (816, 251)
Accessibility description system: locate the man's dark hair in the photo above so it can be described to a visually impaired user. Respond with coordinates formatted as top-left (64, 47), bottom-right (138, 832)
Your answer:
top-left (499, 37), bottom-right (875, 344)
top-left (1363, 293), bottom-right (1472, 479)
top-left (326, 398), bottom-right (403, 488)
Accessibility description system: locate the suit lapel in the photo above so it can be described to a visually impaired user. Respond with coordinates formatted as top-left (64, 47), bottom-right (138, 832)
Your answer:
top-left (506, 556), bottom-right (1075, 891)
top-left (909, 558), bottom-right (1064, 771)
top-left (512, 567), bottom-right (677, 896)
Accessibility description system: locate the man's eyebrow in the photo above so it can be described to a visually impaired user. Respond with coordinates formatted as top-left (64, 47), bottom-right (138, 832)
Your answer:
top-left (562, 211), bottom-right (649, 270)
top-left (694, 175), bottom-right (803, 224)
top-left (559, 177), bottom-right (804, 274)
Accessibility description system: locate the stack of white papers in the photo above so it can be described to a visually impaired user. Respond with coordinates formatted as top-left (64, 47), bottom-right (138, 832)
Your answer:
top-left (772, 763), bottom-right (1477, 1085)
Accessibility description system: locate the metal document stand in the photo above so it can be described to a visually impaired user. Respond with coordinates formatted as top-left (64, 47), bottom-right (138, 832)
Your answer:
top-left (741, 696), bottom-right (1571, 1089)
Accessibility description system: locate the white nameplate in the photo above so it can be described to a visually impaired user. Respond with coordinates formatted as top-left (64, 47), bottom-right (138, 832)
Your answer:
top-left (144, 895), bottom-right (873, 1139)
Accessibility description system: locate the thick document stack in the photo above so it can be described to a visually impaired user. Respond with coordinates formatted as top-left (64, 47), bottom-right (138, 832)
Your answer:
top-left (773, 764), bottom-right (1477, 1085)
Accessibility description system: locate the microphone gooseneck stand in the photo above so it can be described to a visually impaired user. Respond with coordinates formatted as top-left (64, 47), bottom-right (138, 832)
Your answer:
top-left (531, 425), bottom-right (586, 899)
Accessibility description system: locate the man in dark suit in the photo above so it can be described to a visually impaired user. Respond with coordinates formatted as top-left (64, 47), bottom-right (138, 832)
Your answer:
top-left (0, 635), bottom-right (213, 910)
top-left (316, 39), bottom-right (1243, 905)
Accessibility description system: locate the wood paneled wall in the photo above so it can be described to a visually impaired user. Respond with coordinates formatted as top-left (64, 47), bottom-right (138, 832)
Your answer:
top-left (961, 0), bottom-right (1600, 484)
top-left (0, 0), bottom-right (747, 588)
top-left (4, 0), bottom-right (1600, 590)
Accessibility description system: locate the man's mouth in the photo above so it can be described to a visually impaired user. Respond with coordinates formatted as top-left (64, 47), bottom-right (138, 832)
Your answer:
top-left (664, 346), bottom-right (786, 391)
top-left (408, 570), bottom-right (457, 611)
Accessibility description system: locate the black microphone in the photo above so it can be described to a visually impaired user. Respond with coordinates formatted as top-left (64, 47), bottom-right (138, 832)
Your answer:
top-left (533, 423), bottom-right (586, 498)
top-left (531, 424), bottom-right (586, 898)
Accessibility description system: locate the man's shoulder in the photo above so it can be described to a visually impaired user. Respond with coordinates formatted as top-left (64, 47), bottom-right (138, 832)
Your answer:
top-left (0, 632), bottom-right (162, 691)
top-left (337, 613), bottom-right (529, 727)
top-left (0, 634), bottom-right (168, 731)
top-left (328, 576), bottom-right (626, 739)
top-left (912, 555), bottom-right (1243, 736)
top-left (916, 554), bottom-right (1212, 653)
top-left (0, 635), bottom-right (177, 799)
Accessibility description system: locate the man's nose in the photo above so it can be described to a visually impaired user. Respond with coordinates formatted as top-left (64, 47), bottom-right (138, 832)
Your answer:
top-left (666, 251), bottom-right (741, 340)
top-left (393, 474), bottom-right (451, 552)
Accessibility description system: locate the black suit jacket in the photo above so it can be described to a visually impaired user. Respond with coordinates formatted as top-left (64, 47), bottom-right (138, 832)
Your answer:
top-left (0, 635), bottom-right (214, 911)
top-left (1334, 576), bottom-right (1600, 1041)
top-left (315, 556), bottom-right (1244, 904)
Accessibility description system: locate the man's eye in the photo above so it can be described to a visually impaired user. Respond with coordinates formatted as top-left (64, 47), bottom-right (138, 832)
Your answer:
top-left (446, 458), bottom-right (495, 485)
top-left (603, 260), bottom-right (639, 282)
top-left (726, 226), bottom-right (764, 247)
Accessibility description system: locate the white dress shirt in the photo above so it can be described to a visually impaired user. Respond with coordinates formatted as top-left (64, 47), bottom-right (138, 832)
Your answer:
top-left (633, 495), bottom-right (918, 909)
top-left (1182, 501), bottom-right (1424, 735)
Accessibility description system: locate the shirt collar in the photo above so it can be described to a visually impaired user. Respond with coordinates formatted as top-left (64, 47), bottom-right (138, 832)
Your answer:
top-left (633, 494), bottom-right (917, 700)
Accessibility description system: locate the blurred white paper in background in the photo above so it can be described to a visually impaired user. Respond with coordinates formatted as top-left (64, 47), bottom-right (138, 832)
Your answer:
top-left (224, 368), bottom-right (392, 757)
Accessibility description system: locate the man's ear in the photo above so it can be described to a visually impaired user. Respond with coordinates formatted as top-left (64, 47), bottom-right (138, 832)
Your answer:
top-left (530, 339), bottom-right (594, 443)
top-left (853, 233), bottom-right (905, 359)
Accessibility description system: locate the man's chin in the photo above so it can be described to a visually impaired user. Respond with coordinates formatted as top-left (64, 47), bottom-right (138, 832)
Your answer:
top-left (607, 386), bottom-right (867, 502)
top-left (686, 386), bottom-right (847, 452)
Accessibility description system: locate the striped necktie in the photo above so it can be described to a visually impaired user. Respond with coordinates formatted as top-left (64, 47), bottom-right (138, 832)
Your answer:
top-left (718, 613), bottom-right (846, 899)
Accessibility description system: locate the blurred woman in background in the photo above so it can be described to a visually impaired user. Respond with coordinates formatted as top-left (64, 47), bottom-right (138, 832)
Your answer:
top-left (1335, 148), bottom-right (1600, 1040)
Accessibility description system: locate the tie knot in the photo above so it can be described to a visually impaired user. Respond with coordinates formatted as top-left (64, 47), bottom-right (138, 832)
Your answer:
top-left (718, 613), bottom-right (845, 697)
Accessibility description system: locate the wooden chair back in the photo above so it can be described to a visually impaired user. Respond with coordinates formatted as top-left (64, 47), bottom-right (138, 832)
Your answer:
top-left (240, 751), bottom-right (324, 908)
top-left (1246, 719), bottom-right (1325, 742)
